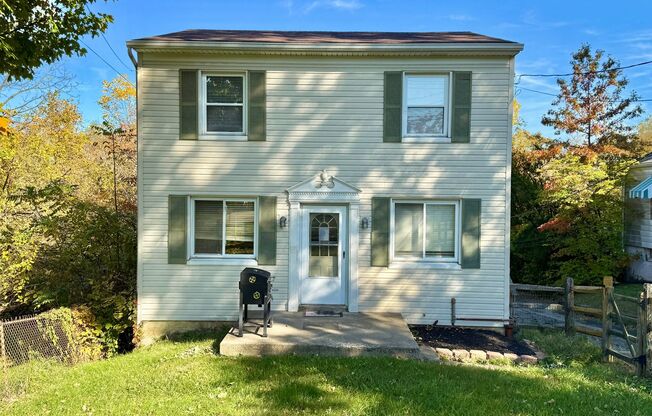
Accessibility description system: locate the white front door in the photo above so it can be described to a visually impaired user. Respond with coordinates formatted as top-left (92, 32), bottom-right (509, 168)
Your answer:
top-left (300, 206), bottom-right (347, 305)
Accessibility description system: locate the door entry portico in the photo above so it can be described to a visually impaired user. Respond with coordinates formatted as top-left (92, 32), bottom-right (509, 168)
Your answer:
top-left (287, 170), bottom-right (361, 312)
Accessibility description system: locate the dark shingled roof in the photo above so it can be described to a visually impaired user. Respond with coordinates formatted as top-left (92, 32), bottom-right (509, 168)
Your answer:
top-left (132, 29), bottom-right (516, 45)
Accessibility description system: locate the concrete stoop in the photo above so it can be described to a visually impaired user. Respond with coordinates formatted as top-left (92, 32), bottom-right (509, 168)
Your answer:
top-left (219, 312), bottom-right (421, 358)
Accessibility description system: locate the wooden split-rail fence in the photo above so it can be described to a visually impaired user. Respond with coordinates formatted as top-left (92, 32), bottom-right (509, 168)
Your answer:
top-left (512, 277), bottom-right (652, 377)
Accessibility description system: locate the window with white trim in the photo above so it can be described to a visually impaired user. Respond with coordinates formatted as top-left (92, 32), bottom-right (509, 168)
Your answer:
top-left (403, 74), bottom-right (450, 138)
top-left (202, 73), bottom-right (246, 135)
top-left (191, 198), bottom-right (256, 258)
top-left (392, 200), bottom-right (460, 262)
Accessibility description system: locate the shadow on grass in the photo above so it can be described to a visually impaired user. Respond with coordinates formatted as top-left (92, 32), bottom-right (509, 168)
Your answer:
top-left (164, 325), bottom-right (231, 354)
top-left (155, 326), bottom-right (652, 414)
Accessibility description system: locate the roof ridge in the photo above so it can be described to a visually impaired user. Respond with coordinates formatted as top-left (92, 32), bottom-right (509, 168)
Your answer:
top-left (130, 29), bottom-right (518, 45)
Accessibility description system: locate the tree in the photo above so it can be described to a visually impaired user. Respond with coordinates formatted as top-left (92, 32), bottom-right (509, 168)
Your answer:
top-left (0, 0), bottom-right (113, 80)
top-left (541, 44), bottom-right (643, 148)
top-left (91, 76), bottom-right (136, 212)
top-left (536, 145), bottom-right (634, 284)
top-left (637, 116), bottom-right (652, 156)
top-left (0, 64), bottom-right (75, 120)
top-left (0, 91), bottom-right (137, 352)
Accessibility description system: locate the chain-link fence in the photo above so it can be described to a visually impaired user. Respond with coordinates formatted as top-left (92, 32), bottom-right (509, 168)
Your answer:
top-left (0, 313), bottom-right (75, 367)
top-left (510, 283), bottom-right (566, 328)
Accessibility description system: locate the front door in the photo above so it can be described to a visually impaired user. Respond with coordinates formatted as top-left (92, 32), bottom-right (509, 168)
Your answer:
top-left (300, 206), bottom-right (347, 305)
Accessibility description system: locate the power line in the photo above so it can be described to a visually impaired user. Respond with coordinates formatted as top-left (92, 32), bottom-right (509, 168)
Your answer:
top-left (516, 86), bottom-right (652, 102)
top-left (80, 39), bottom-right (135, 87)
top-left (515, 59), bottom-right (652, 84)
top-left (85, 5), bottom-right (133, 73)
top-left (101, 33), bottom-right (133, 73)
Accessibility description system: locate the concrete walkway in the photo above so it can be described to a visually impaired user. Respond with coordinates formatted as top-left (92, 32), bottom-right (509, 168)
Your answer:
top-left (220, 312), bottom-right (421, 358)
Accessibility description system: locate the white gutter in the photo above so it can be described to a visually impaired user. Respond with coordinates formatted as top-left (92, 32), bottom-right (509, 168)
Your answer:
top-left (125, 39), bottom-right (524, 56)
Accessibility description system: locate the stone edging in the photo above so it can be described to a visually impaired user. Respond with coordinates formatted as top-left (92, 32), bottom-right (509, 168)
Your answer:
top-left (432, 345), bottom-right (545, 364)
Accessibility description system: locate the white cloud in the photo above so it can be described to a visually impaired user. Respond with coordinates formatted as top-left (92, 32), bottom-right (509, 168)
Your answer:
top-left (583, 29), bottom-right (599, 36)
top-left (305, 0), bottom-right (363, 12)
top-left (447, 14), bottom-right (475, 22)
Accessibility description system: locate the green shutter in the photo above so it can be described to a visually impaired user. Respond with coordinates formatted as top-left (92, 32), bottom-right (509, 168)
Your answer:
top-left (371, 197), bottom-right (391, 266)
top-left (383, 71), bottom-right (402, 143)
top-left (451, 71), bottom-right (472, 143)
top-left (168, 195), bottom-right (188, 264)
top-left (179, 70), bottom-right (198, 140)
top-left (461, 199), bottom-right (481, 269)
top-left (248, 71), bottom-right (266, 141)
top-left (257, 196), bottom-right (276, 265)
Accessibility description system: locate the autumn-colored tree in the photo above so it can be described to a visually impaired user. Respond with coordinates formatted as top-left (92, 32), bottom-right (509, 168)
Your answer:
top-left (541, 44), bottom-right (643, 148)
top-left (0, 84), bottom-right (137, 352)
top-left (91, 76), bottom-right (137, 212)
top-left (637, 116), bottom-right (652, 156)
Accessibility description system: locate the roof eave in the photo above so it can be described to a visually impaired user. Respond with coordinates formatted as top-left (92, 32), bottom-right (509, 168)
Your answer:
top-left (125, 39), bottom-right (524, 56)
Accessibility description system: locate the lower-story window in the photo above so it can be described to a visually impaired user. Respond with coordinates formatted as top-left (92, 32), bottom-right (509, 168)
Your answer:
top-left (392, 200), bottom-right (460, 263)
top-left (191, 198), bottom-right (256, 258)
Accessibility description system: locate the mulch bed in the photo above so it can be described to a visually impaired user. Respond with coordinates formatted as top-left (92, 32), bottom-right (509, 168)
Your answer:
top-left (410, 325), bottom-right (537, 356)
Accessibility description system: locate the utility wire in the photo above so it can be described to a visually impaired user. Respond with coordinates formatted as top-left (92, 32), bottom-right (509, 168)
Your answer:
top-left (85, 4), bottom-right (133, 73)
top-left (516, 86), bottom-right (652, 102)
top-left (515, 59), bottom-right (652, 84)
top-left (80, 39), bottom-right (135, 87)
top-left (101, 33), bottom-right (133, 73)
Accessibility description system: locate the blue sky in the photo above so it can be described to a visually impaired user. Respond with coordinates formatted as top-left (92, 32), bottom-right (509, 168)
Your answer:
top-left (62, 0), bottom-right (652, 136)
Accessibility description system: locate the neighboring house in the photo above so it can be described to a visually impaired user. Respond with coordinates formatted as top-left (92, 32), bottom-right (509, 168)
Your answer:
top-left (625, 154), bottom-right (652, 282)
top-left (126, 30), bottom-right (523, 337)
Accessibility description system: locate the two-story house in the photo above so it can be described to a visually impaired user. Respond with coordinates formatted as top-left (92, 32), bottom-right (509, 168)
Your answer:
top-left (126, 30), bottom-right (523, 339)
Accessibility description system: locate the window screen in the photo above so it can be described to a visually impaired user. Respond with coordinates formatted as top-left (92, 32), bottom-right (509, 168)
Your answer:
top-left (405, 75), bottom-right (448, 136)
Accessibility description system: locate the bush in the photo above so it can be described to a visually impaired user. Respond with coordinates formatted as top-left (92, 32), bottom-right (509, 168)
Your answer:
top-left (0, 183), bottom-right (137, 355)
top-left (39, 307), bottom-right (104, 363)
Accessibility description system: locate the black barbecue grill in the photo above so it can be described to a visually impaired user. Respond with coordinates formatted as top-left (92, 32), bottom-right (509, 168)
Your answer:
top-left (238, 267), bottom-right (273, 337)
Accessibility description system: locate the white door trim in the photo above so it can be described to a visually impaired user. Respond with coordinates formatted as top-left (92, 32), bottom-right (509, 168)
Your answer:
top-left (299, 206), bottom-right (347, 305)
top-left (287, 170), bottom-right (360, 312)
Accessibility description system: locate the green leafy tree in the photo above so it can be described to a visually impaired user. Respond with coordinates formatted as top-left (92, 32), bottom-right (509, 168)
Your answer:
top-left (0, 0), bottom-right (113, 80)
top-left (510, 130), bottom-right (556, 283)
top-left (541, 44), bottom-right (643, 149)
top-left (536, 146), bottom-right (635, 284)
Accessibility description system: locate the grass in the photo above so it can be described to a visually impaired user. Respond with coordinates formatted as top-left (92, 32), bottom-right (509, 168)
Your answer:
top-left (2, 329), bottom-right (652, 416)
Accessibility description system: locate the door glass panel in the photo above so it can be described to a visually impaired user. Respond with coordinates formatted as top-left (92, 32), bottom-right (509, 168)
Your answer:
top-left (309, 213), bottom-right (339, 277)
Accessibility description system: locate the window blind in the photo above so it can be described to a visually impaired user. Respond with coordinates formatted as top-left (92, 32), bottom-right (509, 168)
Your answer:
top-left (225, 201), bottom-right (254, 255)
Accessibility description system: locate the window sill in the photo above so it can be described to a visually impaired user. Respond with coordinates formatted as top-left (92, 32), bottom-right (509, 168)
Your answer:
top-left (187, 258), bottom-right (258, 266)
top-left (198, 134), bottom-right (248, 141)
top-left (402, 137), bottom-right (451, 144)
top-left (389, 261), bottom-right (461, 270)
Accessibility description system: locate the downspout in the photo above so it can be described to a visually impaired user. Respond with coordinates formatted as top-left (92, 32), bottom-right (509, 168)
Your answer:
top-left (127, 47), bottom-right (138, 68)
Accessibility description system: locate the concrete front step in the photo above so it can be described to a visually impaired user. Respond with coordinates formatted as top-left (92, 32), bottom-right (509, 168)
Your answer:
top-left (220, 312), bottom-right (420, 358)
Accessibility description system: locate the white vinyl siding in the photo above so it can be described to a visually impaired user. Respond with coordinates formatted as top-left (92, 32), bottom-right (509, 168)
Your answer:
top-left (626, 163), bottom-right (652, 249)
top-left (136, 52), bottom-right (513, 325)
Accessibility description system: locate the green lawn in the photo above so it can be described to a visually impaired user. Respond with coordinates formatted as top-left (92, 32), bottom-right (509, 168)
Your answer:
top-left (2, 329), bottom-right (652, 416)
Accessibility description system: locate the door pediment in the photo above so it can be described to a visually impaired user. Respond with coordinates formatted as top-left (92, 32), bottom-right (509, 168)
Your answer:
top-left (287, 170), bottom-right (361, 203)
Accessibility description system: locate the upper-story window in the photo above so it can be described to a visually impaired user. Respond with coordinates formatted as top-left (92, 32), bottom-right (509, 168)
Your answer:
top-left (403, 74), bottom-right (450, 139)
top-left (201, 73), bottom-right (246, 136)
